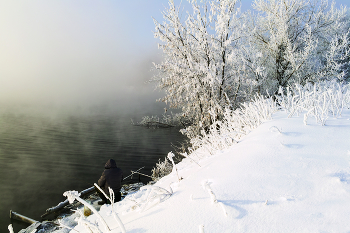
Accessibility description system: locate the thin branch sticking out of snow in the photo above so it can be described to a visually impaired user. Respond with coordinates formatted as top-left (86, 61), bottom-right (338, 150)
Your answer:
top-left (219, 202), bottom-right (228, 217)
top-left (198, 224), bottom-right (205, 233)
top-left (8, 225), bottom-right (14, 233)
top-left (63, 190), bottom-right (111, 233)
top-left (94, 183), bottom-right (126, 233)
top-left (269, 126), bottom-right (282, 134)
top-left (202, 181), bottom-right (217, 204)
top-left (168, 152), bottom-right (181, 182)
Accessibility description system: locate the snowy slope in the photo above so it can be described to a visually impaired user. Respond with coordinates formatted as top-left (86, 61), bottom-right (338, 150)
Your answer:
top-left (62, 109), bottom-right (350, 233)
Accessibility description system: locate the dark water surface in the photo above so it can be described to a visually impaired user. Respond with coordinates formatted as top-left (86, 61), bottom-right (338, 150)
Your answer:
top-left (0, 108), bottom-right (186, 232)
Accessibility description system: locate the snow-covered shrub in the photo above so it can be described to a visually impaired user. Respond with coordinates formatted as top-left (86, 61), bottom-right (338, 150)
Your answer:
top-left (62, 190), bottom-right (111, 233)
top-left (186, 94), bottom-right (278, 155)
top-left (277, 81), bottom-right (350, 125)
top-left (151, 81), bottom-right (349, 181)
top-left (151, 157), bottom-right (173, 181)
top-left (136, 112), bottom-right (189, 128)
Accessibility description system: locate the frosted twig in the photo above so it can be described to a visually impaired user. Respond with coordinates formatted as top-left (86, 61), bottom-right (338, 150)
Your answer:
top-left (94, 183), bottom-right (126, 233)
top-left (139, 185), bottom-right (173, 213)
top-left (180, 152), bottom-right (201, 167)
top-left (8, 225), bottom-right (14, 233)
top-left (130, 170), bottom-right (153, 178)
top-left (219, 202), bottom-right (227, 217)
top-left (168, 152), bottom-right (181, 182)
top-left (63, 190), bottom-right (111, 232)
top-left (202, 181), bottom-right (217, 204)
top-left (199, 224), bottom-right (205, 233)
top-left (269, 126), bottom-right (282, 133)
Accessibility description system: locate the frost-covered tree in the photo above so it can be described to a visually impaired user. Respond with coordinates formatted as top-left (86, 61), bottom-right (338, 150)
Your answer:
top-left (243, 0), bottom-right (350, 95)
top-left (153, 0), bottom-right (246, 133)
top-left (153, 0), bottom-right (350, 138)
top-left (245, 0), bottom-right (350, 94)
top-left (341, 10), bottom-right (350, 83)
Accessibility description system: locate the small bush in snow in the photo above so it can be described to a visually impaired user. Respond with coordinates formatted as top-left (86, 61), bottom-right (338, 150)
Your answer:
top-left (151, 157), bottom-right (173, 181)
top-left (277, 81), bottom-right (350, 125)
top-left (186, 94), bottom-right (278, 155)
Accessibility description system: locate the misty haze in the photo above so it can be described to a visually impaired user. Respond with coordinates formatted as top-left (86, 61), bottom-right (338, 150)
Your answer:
top-left (0, 1), bottom-right (185, 232)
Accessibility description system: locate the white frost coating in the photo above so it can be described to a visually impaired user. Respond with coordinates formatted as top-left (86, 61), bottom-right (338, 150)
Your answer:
top-left (168, 152), bottom-right (181, 181)
top-left (277, 82), bottom-right (350, 126)
top-left (94, 183), bottom-right (126, 233)
top-left (202, 181), bottom-right (217, 204)
top-left (219, 202), bottom-right (227, 217)
top-left (8, 224), bottom-right (14, 233)
top-left (199, 224), bottom-right (205, 233)
top-left (63, 190), bottom-right (80, 204)
top-left (202, 180), bottom-right (228, 217)
top-left (153, 0), bottom-right (350, 142)
top-left (63, 190), bottom-right (111, 232)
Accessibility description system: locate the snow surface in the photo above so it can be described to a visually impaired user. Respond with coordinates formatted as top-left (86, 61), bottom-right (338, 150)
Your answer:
top-left (58, 109), bottom-right (350, 233)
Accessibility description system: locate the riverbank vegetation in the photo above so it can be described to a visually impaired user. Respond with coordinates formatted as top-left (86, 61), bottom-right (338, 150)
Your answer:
top-left (149, 0), bottom-right (350, 179)
top-left (153, 0), bottom-right (349, 135)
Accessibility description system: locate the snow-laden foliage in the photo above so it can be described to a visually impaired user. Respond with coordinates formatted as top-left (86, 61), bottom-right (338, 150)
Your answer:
top-left (136, 113), bottom-right (190, 128)
top-left (151, 157), bottom-right (173, 181)
top-left (153, 0), bottom-right (248, 132)
top-left (8, 224), bottom-right (14, 233)
top-left (277, 81), bottom-right (350, 125)
top-left (183, 81), bottom-right (350, 162)
top-left (186, 94), bottom-right (278, 155)
top-left (246, 0), bottom-right (350, 94)
top-left (153, 0), bottom-right (350, 135)
top-left (62, 191), bottom-right (111, 233)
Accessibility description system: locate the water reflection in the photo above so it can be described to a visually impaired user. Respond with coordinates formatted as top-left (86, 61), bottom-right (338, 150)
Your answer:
top-left (0, 110), bottom-right (185, 232)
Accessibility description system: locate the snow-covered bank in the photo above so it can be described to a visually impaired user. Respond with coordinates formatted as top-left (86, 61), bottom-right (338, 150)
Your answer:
top-left (55, 108), bottom-right (350, 233)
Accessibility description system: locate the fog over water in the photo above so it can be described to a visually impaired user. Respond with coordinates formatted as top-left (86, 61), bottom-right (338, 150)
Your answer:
top-left (0, 0), bottom-right (166, 110)
top-left (0, 1), bottom-right (175, 232)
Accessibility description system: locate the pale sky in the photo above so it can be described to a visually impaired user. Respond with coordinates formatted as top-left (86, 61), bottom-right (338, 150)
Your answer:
top-left (0, 0), bottom-right (348, 109)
